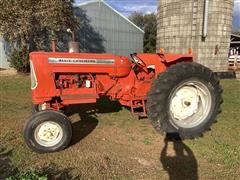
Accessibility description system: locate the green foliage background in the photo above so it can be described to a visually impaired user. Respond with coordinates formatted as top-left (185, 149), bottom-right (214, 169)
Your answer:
top-left (129, 12), bottom-right (157, 53)
top-left (0, 0), bottom-right (79, 72)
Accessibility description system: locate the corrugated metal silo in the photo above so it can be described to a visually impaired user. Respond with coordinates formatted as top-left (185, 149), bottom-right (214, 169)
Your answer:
top-left (157, 0), bottom-right (234, 71)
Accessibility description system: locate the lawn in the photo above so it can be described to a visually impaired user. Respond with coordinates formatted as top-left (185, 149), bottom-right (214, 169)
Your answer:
top-left (0, 75), bottom-right (239, 179)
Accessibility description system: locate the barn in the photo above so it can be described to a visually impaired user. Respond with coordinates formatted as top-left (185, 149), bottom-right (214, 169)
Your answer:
top-left (0, 37), bottom-right (9, 69)
top-left (76, 0), bottom-right (144, 56)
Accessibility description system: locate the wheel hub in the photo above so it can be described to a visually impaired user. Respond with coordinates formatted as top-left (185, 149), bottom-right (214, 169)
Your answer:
top-left (34, 121), bottom-right (63, 147)
top-left (169, 81), bottom-right (212, 128)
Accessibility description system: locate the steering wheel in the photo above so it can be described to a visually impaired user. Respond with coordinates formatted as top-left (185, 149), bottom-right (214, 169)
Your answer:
top-left (130, 53), bottom-right (147, 69)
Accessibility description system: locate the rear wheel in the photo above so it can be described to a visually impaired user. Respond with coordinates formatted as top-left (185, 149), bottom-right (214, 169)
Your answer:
top-left (24, 110), bottom-right (72, 153)
top-left (147, 62), bottom-right (223, 139)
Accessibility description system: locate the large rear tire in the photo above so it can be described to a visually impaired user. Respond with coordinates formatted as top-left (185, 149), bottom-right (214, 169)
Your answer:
top-left (147, 62), bottom-right (223, 139)
top-left (24, 110), bottom-right (72, 153)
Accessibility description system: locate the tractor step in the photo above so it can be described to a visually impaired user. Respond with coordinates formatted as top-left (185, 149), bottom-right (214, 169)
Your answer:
top-left (130, 99), bottom-right (147, 119)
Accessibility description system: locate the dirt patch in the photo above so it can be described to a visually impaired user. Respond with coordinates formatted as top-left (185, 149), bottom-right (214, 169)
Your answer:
top-left (0, 68), bottom-right (17, 76)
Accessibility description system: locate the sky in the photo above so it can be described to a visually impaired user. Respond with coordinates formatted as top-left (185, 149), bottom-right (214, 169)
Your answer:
top-left (233, 0), bottom-right (240, 31)
top-left (75, 0), bottom-right (240, 31)
top-left (75, 0), bottom-right (157, 16)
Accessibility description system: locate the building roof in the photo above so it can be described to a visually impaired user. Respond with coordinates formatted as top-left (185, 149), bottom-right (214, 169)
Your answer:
top-left (77, 0), bottom-right (145, 33)
top-left (231, 33), bottom-right (240, 45)
top-left (231, 33), bottom-right (240, 39)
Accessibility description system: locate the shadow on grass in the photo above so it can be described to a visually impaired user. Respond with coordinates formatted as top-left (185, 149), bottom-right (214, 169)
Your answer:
top-left (65, 97), bottom-right (122, 146)
top-left (0, 144), bottom-right (79, 179)
top-left (70, 112), bottom-right (99, 146)
top-left (160, 133), bottom-right (198, 180)
top-left (0, 155), bottom-right (80, 179)
top-left (41, 164), bottom-right (81, 180)
top-left (0, 145), bottom-right (18, 179)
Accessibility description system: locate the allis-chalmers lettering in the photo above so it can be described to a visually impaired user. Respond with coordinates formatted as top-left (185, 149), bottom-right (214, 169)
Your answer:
top-left (48, 57), bottom-right (115, 64)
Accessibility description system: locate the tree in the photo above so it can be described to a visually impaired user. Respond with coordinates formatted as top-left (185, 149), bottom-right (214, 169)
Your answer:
top-left (0, 0), bottom-right (79, 72)
top-left (129, 12), bottom-right (157, 53)
top-left (129, 12), bottom-right (145, 30)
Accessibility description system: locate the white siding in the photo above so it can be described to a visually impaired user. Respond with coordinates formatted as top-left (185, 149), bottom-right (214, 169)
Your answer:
top-left (0, 37), bottom-right (9, 69)
top-left (78, 1), bottom-right (144, 56)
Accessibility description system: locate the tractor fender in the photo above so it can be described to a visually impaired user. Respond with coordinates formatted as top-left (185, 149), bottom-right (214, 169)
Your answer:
top-left (159, 53), bottom-right (194, 64)
top-left (135, 53), bottom-right (193, 66)
top-left (134, 53), bottom-right (194, 74)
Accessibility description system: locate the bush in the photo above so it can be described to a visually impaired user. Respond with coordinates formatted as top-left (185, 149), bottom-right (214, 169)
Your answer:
top-left (8, 48), bottom-right (30, 73)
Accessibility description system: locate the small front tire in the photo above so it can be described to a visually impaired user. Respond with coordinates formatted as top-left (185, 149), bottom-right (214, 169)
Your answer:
top-left (24, 110), bottom-right (72, 153)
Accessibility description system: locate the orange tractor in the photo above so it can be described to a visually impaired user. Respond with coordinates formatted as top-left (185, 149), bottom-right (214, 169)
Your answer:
top-left (24, 49), bottom-right (222, 153)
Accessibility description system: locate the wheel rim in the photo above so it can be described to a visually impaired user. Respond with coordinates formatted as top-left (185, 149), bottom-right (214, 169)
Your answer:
top-left (169, 81), bottom-right (212, 129)
top-left (34, 121), bottom-right (63, 147)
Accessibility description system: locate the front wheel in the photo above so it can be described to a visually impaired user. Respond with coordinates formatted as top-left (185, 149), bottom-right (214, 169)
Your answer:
top-left (147, 62), bottom-right (223, 139)
top-left (24, 110), bottom-right (72, 153)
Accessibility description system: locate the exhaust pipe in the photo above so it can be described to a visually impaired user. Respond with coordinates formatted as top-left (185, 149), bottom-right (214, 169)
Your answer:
top-left (67, 29), bottom-right (80, 53)
top-left (51, 38), bottom-right (57, 52)
top-left (68, 41), bottom-right (80, 53)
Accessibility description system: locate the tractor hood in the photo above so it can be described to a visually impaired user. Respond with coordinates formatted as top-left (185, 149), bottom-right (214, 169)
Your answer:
top-left (30, 52), bottom-right (132, 78)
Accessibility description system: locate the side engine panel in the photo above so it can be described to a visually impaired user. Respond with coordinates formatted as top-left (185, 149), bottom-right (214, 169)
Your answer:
top-left (30, 52), bottom-right (132, 105)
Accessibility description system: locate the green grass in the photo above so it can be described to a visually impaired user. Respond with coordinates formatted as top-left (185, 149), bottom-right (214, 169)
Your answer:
top-left (0, 75), bottom-right (239, 179)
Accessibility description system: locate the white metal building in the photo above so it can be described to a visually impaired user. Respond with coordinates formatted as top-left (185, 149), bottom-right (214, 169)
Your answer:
top-left (76, 0), bottom-right (144, 56)
top-left (0, 37), bottom-right (9, 69)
